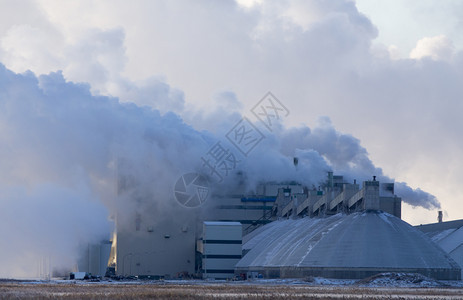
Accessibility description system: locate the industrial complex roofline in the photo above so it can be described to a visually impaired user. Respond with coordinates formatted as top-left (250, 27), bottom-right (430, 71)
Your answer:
top-left (275, 174), bottom-right (401, 219)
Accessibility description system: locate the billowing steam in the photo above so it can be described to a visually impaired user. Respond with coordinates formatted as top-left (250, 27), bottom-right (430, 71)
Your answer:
top-left (0, 185), bottom-right (108, 277)
top-left (0, 63), bottom-right (439, 277)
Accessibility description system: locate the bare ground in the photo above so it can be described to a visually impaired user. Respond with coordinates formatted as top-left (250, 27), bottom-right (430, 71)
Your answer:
top-left (1, 281), bottom-right (463, 299)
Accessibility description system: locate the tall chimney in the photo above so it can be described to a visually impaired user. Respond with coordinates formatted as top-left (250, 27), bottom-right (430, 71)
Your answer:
top-left (327, 171), bottom-right (334, 188)
top-left (363, 179), bottom-right (380, 210)
top-left (438, 211), bottom-right (443, 223)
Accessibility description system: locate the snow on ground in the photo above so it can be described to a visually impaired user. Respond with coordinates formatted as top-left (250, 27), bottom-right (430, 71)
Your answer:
top-left (2, 273), bottom-right (463, 288)
top-left (356, 273), bottom-right (456, 288)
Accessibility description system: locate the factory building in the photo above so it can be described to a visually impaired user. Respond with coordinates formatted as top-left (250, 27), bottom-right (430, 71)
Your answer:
top-left (114, 209), bottom-right (197, 278)
top-left (102, 166), bottom-right (461, 281)
top-left (235, 212), bottom-right (460, 280)
top-left (417, 217), bottom-right (463, 278)
top-left (77, 241), bottom-right (112, 277)
top-left (210, 183), bottom-right (302, 235)
top-left (112, 157), bottom-right (298, 278)
top-left (274, 173), bottom-right (401, 219)
top-left (198, 222), bottom-right (242, 279)
top-left (110, 182), bottom-right (294, 278)
top-left (235, 177), bottom-right (460, 280)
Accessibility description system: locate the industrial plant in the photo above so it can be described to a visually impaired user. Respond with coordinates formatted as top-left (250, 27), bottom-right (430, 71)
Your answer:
top-left (79, 171), bottom-right (462, 281)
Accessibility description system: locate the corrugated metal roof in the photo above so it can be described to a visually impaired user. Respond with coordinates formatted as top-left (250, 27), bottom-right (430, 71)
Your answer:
top-left (237, 212), bottom-right (460, 270)
top-left (437, 226), bottom-right (463, 253)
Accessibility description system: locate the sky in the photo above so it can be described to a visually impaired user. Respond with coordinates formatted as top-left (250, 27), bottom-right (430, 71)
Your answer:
top-left (0, 0), bottom-right (463, 275)
top-left (357, 0), bottom-right (463, 57)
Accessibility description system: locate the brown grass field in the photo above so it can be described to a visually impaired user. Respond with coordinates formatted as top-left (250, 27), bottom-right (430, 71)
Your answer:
top-left (1, 281), bottom-right (463, 299)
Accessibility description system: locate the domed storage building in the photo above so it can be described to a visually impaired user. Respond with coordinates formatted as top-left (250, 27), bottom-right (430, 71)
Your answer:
top-left (235, 211), bottom-right (461, 280)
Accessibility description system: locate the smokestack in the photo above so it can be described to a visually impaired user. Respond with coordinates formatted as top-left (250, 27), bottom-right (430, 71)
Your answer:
top-left (327, 171), bottom-right (334, 188)
top-left (373, 176), bottom-right (376, 181)
top-left (438, 211), bottom-right (443, 223)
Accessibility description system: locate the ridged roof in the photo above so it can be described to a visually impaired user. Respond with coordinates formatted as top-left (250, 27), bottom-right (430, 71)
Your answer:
top-left (237, 212), bottom-right (460, 270)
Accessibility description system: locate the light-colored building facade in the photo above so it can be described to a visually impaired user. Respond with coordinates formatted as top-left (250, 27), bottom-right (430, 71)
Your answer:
top-left (111, 171), bottom-right (403, 278)
top-left (113, 163), bottom-right (296, 278)
top-left (417, 218), bottom-right (463, 279)
top-left (199, 222), bottom-right (242, 279)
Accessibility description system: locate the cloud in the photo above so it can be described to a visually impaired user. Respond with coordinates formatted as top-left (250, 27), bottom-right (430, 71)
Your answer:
top-left (0, 0), bottom-right (460, 231)
top-left (0, 64), bottom-right (206, 277)
top-left (0, 185), bottom-right (109, 278)
top-left (410, 35), bottom-right (455, 61)
top-left (0, 61), bottom-right (444, 277)
top-left (0, 24), bottom-right (63, 73)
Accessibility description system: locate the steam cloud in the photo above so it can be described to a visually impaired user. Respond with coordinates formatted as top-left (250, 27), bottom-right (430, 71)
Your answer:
top-left (0, 63), bottom-right (439, 277)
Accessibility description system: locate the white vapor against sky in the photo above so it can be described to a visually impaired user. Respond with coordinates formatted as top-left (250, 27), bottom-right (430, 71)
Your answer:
top-left (0, 60), bottom-right (440, 276)
top-left (0, 0), bottom-right (462, 275)
top-left (0, 62), bottom-right (440, 277)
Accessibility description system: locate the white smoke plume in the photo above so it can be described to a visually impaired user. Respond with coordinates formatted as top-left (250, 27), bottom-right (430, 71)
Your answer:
top-left (0, 185), bottom-right (108, 277)
top-left (0, 62), bottom-right (439, 277)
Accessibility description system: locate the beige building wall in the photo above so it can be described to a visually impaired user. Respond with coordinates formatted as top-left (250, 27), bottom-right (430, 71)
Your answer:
top-left (115, 198), bottom-right (198, 278)
top-left (113, 181), bottom-right (291, 277)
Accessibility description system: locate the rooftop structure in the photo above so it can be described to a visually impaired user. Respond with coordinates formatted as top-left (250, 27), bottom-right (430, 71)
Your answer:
top-left (114, 158), bottom-right (301, 278)
top-left (236, 211), bottom-right (461, 280)
top-left (113, 164), bottom-right (457, 281)
top-left (417, 215), bottom-right (463, 278)
top-left (274, 174), bottom-right (401, 219)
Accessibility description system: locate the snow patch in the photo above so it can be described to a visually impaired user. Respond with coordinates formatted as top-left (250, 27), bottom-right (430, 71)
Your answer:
top-left (356, 272), bottom-right (447, 288)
